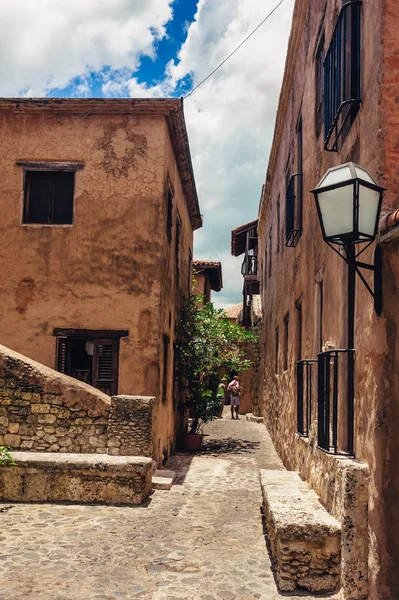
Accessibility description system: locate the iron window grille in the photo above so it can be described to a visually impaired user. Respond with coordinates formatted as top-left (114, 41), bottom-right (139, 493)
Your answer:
top-left (317, 348), bottom-right (354, 455)
top-left (285, 173), bottom-right (303, 247)
top-left (324, 0), bottom-right (362, 152)
top-left (296, 359), bottom-right (317, 437)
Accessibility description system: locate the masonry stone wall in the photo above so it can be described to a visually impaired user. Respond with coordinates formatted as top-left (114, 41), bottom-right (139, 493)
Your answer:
top-left (0, 344), bottom-right (154, 457)
top-left (250, 295), bottom-right (263, 418)
top-left (296, 434), bottom-right (369, 600)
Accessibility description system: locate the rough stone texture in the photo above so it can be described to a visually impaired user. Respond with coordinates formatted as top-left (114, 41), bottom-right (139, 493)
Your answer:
top-left (0, 451), bottom-right (153, 504)
top-left (152, 469), bottom-right (175, 490)
top-left (260, 470), bottom-right (341, 593)
top-left (296, 435), bottom-right (369, 600)
top-left (0, 345), bottom-right (154, 456)
top-left (0, 409), bottom-right (340, 600)
top-left (250, 295), bottom-right (263, 418)
top-left (107, 395), bottom-right (155, 456)
top-left (246, 414), bottom-right (264, 424)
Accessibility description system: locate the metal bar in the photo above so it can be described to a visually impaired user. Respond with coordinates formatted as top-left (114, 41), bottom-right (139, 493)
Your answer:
top-left (325, 351), bottom-right (331, 450)
top-left (346, 243), bottom-right (356, 455)
top-left (355, 240), bottom-right (374, 259)
top-left (355, 267), bottom-right (375, 298)
top-left (307, 362), bottom-right (312, 436)
top-left (355, 260), bottom-right (374, 271)
top-left (318, 355), bottom-right (323, 448)
top-left (332, 352), bottom-right (339, 453)
top-left (297, 361), bottom-right (304, 434)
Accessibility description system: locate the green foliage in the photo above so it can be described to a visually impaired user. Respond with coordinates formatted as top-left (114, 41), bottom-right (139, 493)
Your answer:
top-left (0, 446), bottom-right (15, 466)
top-left (175, 294), bottom-right (257, 433)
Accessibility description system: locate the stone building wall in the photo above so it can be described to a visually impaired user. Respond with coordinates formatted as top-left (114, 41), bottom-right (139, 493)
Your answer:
top-left (0, 344), bottom-right (154, 457)
top-left (257, 0), bottom-right (399, 597)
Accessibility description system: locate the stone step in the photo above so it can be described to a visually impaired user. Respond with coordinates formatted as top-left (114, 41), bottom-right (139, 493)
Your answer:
top-left (260, 469), bottom-right (341, 594)
top-left (152, 469), bottom-right (175, 490)
top-left (0, 451), bottom-right (153, 505)
top-left (245, 413), bottom-right (264, 423)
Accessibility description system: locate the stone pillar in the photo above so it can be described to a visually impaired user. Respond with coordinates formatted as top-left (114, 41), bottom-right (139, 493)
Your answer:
top-left (107, 396), bottom-right (155, 457)
top-left (340, 464), bottom-right (370, 600)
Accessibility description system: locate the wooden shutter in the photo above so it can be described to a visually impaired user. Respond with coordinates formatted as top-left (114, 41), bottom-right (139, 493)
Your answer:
top-left (57, 338), bottom-right (70, 374)
top-left (93, 339), bottom-right (119, 396)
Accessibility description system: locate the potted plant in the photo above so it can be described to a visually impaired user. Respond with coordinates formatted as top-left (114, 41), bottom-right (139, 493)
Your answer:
top-left (175, 293), bottom-right (257, 451)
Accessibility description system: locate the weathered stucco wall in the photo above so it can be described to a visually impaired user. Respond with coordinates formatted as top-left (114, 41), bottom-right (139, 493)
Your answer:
top-left (258, 0), bottom-right (399, 597)
top-left (0, 344), bottom-right (154, 456)
top-left (0, 101), bottom-right (195, 464)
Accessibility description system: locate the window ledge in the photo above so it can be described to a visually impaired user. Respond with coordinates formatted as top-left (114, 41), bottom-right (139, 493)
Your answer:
top-left (16, 161), bottom-right (85, 171)
top-left (21, 223), bottom-right (74, 228)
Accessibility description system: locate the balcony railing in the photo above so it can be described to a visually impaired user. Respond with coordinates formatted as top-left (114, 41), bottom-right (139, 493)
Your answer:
top-left (241, 255), bottom-right (258, 277)
top-left (296, 359), bottom-right (317, 437)
top-left (285, 173), bottom-right (303, 247)
top-left (317, 349), bottom-right (354, 454)
top-left (324, 0), bottom-right (361, 151)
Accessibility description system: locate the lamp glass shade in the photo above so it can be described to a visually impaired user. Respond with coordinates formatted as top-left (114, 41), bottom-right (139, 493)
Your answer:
top-left (358, 184), bottom-right (381, 237)
top-left (312, 162), bottom-right (384, 245)
top-left (318, 184), bottom-right (354, 239)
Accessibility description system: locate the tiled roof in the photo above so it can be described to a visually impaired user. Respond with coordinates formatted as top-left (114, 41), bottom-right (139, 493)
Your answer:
top-left (379, 209), bottom-right (399, 232)
top-left (193, 260), bottom-right (223, 291)
top-left (231, 218), bottom-right (258, 256)
top-left (223, 302), bottom-right (243, 320)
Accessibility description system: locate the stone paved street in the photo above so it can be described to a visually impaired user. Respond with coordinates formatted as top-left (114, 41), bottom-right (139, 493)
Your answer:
top-left (0, 409), bottom-right (339, 600)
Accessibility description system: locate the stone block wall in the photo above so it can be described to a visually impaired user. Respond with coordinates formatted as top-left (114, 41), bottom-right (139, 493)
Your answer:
top-left (296, 434), bottom-right (369, 600)
top-left (250, 295), bottom-right (263, 418)
top-left (0, 344), bottom-right (154, 457)
top-left (107, 395), bottom-right (155, 457)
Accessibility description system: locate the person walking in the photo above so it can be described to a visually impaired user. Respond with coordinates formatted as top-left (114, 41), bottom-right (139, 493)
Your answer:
top-left (227, 375), bottom-right (241, 420)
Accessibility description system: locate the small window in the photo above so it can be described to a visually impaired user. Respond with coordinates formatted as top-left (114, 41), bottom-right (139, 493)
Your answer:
top-left (23, 171), bottom-right (74, 224)
top-left (283, 314), bottom-right (289, 371)
top-left (315, 33), bottom-right (325, 138)
top-left (295, 299), bottom-right (303, 362)
top-left (162, 334), bottom-right (170, 403)
top-left (56, 333), bottom-right (122, 396)
top-left (324, 0), bottom-right (361, 151)
top-left (285, 116), bottom-right (303, 247)
top-left (166, 182), bottom-right (173, 243)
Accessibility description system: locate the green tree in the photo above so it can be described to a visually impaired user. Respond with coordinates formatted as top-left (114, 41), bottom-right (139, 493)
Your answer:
top-left (0, 446), bottom-right (15, 466)
top-left (175, 294), bottom-right (257, 433)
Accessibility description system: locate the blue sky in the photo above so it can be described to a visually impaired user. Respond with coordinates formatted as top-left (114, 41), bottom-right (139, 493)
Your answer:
top-left (0, 0), bottom-right (295, 307)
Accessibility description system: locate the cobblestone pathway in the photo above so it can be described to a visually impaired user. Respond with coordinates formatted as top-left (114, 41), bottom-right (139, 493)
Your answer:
top-left (0, 409), bottom-right (339, 600)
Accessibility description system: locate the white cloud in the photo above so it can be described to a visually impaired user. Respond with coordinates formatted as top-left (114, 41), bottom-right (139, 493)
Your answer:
top-left (98, 1), bottom-right (295, 307)
top-left (0, 0), bottom-right (294, 307)
top-left (0, 0), bottom-right (174, 95)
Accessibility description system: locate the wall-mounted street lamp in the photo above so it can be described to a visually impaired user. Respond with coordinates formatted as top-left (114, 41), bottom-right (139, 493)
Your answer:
top-left (311, 162), bottom-right (385, 454)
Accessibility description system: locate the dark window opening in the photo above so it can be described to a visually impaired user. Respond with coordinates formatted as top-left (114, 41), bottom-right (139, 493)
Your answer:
top-left (324, 0), bottom-right (361, 151)
top-left (315, 33), bottom-right (325, 138)
top-left (283, 314), bottom-right (289, 371)
top-left (275, 328), bottom-right (279, 374)
top-left (296, 300), bottom-right (303, 362)
top-left (286, 116), bottom-right (303, 247)
top-left (176, 212), bottom-right (182, 286)
top-left (162, 334), bottom-right (170, 403)
top-left (23, 170), bottom-right (74, 224)
top-left (166, 182), bottom-right (173, 243)
top-left (188, 248), bottom-right (193, 293)
top-left (56, 334), bottom-right (120, 396)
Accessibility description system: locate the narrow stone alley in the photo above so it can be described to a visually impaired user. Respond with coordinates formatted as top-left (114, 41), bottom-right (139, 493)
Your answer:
top-left (0, 412), bottom-right (339, 600)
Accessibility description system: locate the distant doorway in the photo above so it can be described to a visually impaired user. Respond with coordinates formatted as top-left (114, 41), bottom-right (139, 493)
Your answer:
top-left (53, 329), bottom-right (128, 396)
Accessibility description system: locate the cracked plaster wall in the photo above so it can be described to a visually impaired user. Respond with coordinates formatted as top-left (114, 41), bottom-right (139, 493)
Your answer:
top-left (0, 109), bottom-right (193, 463)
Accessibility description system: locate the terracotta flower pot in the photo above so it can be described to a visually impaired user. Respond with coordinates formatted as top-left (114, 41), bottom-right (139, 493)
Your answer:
top-left (181, 432), bottom-right (203, 452)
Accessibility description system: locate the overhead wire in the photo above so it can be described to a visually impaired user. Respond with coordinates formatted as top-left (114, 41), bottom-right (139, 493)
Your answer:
top-left (183, 0), bottom-right (285, 100)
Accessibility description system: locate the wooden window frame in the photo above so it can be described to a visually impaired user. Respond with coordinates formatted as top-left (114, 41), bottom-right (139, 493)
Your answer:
top-left (22, 167), bottom-right (78, 225)
top-left (54, 329), bottom-right (128, 396)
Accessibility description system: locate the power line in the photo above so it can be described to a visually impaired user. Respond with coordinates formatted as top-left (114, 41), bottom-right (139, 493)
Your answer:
top-left (184, 0), bottom-right (285, 100)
